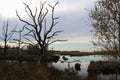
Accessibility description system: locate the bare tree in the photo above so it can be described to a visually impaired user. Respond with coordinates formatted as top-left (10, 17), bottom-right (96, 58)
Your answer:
top-left (12, 25), bottom-right (26, 54)
top-left (16, 1), bottom-right (66, 61)
top-left (0, 20), bottom-right (16, 62)
top-left (89, 0), bottom-right (120, 61)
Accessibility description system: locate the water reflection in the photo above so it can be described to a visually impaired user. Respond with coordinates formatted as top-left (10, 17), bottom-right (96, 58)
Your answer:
top-left (52, 55), bottom-right (120, 80)
top-left (78, 62), bottom-right (89, 78)
top-left (98, 74), bottom-right (120, 80)
top-left (52, 61), bottom-right (89, 78)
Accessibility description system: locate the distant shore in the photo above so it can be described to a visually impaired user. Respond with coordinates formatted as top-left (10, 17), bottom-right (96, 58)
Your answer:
top-left (52, 51), bottom-right (105, 56)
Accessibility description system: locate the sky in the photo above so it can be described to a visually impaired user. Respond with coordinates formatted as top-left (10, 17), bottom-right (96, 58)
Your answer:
top-left (0, 0), bottom-right (98, 52)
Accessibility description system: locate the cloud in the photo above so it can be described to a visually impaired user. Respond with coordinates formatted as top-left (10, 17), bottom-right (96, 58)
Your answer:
top-left (0, 0), bottom-right (98, 51)
top-left (0, 0), bottom-right (97, 18)
top-left (0, 0), bottom-right (96, 42)
top-left (54, 0), bottom-right (97, 14)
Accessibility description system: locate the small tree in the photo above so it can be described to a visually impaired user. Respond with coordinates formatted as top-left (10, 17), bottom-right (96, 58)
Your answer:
top-left (12, 25), bottom-right (25, 54)
top-left (0, 20), bottom-right (16, 62)
top-left (89, 0), bottom-right (120, 61)
top-left (16, 1), bottom-right (66, 61)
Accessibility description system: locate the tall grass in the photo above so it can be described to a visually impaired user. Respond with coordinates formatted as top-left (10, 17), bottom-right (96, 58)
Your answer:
top-left (0, 62), bottom-right (81, 80)
top-left (0, 62), bottom-right (62, 80)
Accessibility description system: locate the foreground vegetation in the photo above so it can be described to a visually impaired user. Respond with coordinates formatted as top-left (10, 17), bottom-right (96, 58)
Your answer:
top-left (87, 61), bottom-right (120, 80)
top-left (88, 61), bottom-right (120, 74)
top-left (0, 0), bottom-right (119, 79)
top-left (0, 62), bottom-right (81, 80)
top-left (1, 60), bottom-right (120, 80)
top-left (0, 62), bottom-right (60, 80)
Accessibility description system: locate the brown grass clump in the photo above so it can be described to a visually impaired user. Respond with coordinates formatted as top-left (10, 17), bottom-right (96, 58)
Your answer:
top-left (0, 62), bottom-right (62, 80)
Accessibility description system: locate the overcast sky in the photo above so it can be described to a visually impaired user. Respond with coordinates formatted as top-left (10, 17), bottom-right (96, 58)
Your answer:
top-left (0, 0), bottom-right (97, 51)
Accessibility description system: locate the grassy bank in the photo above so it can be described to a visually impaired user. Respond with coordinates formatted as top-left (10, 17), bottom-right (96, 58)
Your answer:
top-left (0, 62), bottom-right (81, 80)
top-left (88, 61), bottom-right (120, 74)
top-left (0, 62), bottom-right (62, 80)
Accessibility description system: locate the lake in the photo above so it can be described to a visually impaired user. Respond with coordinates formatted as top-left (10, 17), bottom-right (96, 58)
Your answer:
top-left (52, 55), bottom-right (120, 80)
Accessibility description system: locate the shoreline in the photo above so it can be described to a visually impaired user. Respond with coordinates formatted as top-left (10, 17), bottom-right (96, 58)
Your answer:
top-left (52, 51), bottom-right (105, 56)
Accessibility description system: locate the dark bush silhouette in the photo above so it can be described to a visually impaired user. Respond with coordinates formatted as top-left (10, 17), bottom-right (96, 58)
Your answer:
top-left (75, 63), bottom-right (81, 71)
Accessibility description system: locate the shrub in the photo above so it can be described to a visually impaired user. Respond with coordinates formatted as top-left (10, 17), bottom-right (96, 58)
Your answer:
top-left (58, 68), bottom-right (80, 80)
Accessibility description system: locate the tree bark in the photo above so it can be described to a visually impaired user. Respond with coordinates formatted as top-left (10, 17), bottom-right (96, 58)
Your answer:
top-left (3, 41), bottom-right (7, 62)
top-left (118, 9), bottom-right (120, 59)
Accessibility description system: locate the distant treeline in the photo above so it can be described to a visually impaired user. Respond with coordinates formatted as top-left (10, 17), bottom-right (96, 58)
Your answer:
top-left (0, 45), bottom-right (59, 63)
top-left (57, 51), bottom-right (106, 56)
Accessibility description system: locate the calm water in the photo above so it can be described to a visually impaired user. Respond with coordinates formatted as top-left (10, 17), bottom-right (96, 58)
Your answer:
top-left (52, 55), bottom-right (120, 80)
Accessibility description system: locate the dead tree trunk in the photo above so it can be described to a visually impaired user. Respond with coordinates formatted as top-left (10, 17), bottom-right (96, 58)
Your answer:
top-left (16, 1), bottom-right (66, 63)
top-left (0, 20), bottom-right (15, 62)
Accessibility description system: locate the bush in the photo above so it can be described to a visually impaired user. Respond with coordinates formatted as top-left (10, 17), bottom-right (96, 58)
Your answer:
top-left (88, 61), bottom-right (120, 74)
top-left (0, 62), bottom-right (62, 80)
top-left (58, 68), bottom-right (80, 80)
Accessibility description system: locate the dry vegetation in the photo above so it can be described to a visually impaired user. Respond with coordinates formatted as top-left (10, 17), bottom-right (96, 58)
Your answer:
top-left (0, 62), bottom-right (62, 80)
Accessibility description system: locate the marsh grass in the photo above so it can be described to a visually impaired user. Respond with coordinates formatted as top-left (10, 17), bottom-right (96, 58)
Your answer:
top-left (0, 62), bottom-right (62, 80)
top-left (0, 62), bottom-right (82, 80)
top-left (88, 61), bottom-right (120, 74)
